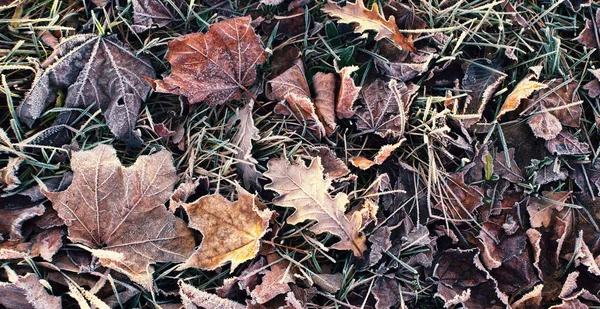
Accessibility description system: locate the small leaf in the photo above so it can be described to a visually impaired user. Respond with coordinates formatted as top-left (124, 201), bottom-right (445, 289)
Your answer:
top-left (313, 72), bottom-right (337, 135)
top-left (131, 0), bottom-right (185, 33)
top-left (0, 157), bottom-right (23, 191)
top-left (497, 74), bottom-right (547, 119)
top-left (460, 59), bottom-right (506, 127)
top-left (545, 131), bottom-right (590, 155)
top-left (322, 0), bottom-right (415, 51)
top-left (264, 157), bottom-right (367, 257)
top-left (335, 63), bottom-right (361, 119)
top-left (151, 16), bottom-right (266, 106)
top-left (229, 100), bottom-right (262, 188)
top-left (528, 112), bottom-right (562, 140)
top-left (349, 140), bottom-right (403, 170)
top-left (176, 185), bottom-right (273, 271)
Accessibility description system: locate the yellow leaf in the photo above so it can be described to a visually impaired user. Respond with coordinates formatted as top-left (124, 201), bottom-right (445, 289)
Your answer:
top-left (497, 75), bottom-right (547, 119)
top-left (322, 0), bottom-right (415, 52)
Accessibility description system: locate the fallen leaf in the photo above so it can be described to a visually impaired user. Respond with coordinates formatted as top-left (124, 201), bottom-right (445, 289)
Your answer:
top-left (264, 157), bottom-right (367, 257)
top-left (545, 131), bottom-right (590, 155)
top-left (493, 148), bottom-right (524, 183)
top-left (527, 79), bottom-right (582, 127)
top-left (322, 0), bottom-right (414, 51)
top-left (583, 69), bottom-right (600, 98)
top-left (0, 271), bottom-right (61, 309)
top-left (375, 40), bottom-right (437, 82)
top-left (497, 74), bottom-right (547, 119)
top-left (575, 10), bottom-right (599, 49)
top-left (0, 228), bottom-right (63, 262)
top-left (335, 63), bottom-right (361, 119)
top-left (251, 259), bottom-right (294, 304)
top-left (17, 34), bottom-right (155, 147)
top-left (310, 272), bottom-right (343, 293)
top-left (229, 100), bottom-right (262, 188)
top-left (355, 79), bottom-right (418, 138)
top-left (549, 299), bottom-right (588, 309)
top-left (308, 147), bottom-right (350, 179)
top-left (180, 280), bottom-right (245, 309)
top-left (434, 171), bottom-right (484, 220)
top-left (150, 16), bottom-right (266, 106)
top-left (131, 0), bottom-right (185, 32)
top-left (373, 274), bottom-right (401, 309)
top-left (368, 227), bottom-right (391, 266)
top-left (511, 284), bottom-right (544, 309)
top-left (0, 204), bottom-right (44, 241)
top-left (564, 0), bottom-right (591, 11)
top-left (527, 112), bottom-right (563, 140)
top-left (0, 157), bottom-right (23, 191)
top-left (460, 59), bottom-right (506, 127)
top-left (313, 72), bottom-right (337, 135)
top-left (43, 144), bottom-right (195, 290)
top-left (176, 185), bottom-right (272, 271)
top-left (349, 140), bottom-right (403, 170)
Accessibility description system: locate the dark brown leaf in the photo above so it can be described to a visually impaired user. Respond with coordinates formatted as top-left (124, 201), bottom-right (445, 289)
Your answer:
top-left (131, 0), bottom-right (185, 32)
top-left (0, 271), bottom-right (61, 309)
top-left (460, 59), bottom-right (506, 127)
top-left (545, 131), bottom-right (590, 155)
top-left (493, 148), bottom-right (524, 183)
top-left (575, 10), bottom-right (599, 49)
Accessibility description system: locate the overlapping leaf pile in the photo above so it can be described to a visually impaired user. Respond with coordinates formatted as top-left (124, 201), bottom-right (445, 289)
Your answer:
top-left (1, 0), bottom-right (600, 308)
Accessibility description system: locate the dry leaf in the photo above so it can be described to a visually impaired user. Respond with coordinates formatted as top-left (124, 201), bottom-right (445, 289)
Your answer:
top-left (564, 0), bottom-right (591, 11)
top-left (0, 157), bottom-right (23, 191)
top-left (229, 100), bottom-right (262, 187)
top-left (460, 59), bottom-right (506, 127)
top-left (355, 79), bottom-right (418, 138)
top-left (44, 144), bottom-right (195, 290)
top-left (434, 171), bottom-right (484, 220)
top-left (17, 34), bottom-right (155, 147)
top-left (308, 146), bottom-right (350, 179)
top-left (583, 68), bottom-right (600, 98)
top-left (349, 140), bottom-right (403, 170)
top-left (545, 131), bottom-right (590, 155)
top-left (373, 274), bottom-right (401, 309)
top-left (368, 227), bottom-right (391, 266)
top-left (250, 260), bottom-right (294, 304)
top-left (180, 281), bottom-right (245, 309)
top-left (527, 112), bottom-right (562, 140)
top-left (493, 148), bottom-right (523, 183)
top-left (497, 74), bottom-right (547, 119)
top-left (131, 0), bottom-right (185, 32)
top-left (310, 273), bottom-right (343, 293)
top-left (575, 10), bottom-right (599, 49)
top-left (335, 63), bottom-right (361, 119)
top-left (150, 16), bottom-right (266, 106)
top-left (322, 0), bottom-right (415, 51)
top-left (0, 271), bottom-right (61, 309)
top-left (313, 72), bottom-right (337, 135)
top-left (176, 185), bottom-right (273, 271)
top-left (264, 157), bottom-right (367, 257)
top-left (375, 40), bottom-right (437, 82)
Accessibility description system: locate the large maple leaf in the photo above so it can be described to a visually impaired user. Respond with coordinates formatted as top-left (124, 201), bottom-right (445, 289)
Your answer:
top-left (17, 34), bottom-right (156, 147)
top-left (150, 16), bottom-right (266, 106)
top-left (264, 157), bottom-right (367, 257)
top-left (43, 145), bottom-right (195, 290)
top-left (174, 185), bottom-right (273, 271)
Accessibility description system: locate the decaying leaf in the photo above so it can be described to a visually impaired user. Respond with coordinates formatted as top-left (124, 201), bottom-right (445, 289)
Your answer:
top-left (368, 227), bottom-right (391, 266)
top-left (308, 146), bottom-right (351, 179)
top-left (493, 148), bottom-right (523, 183)
top-left (180, 281), bottom-right (245, 309)
top-left (44, 144), bottom-right (195, 290)
top-left (355, 79), bottom-right (418, 138)
top-left (0, 270), bottom-right (61, 309)
top-left (497, 74), bottom-right (547, 119)
top-left (373, 274), bottom-right (401, 309)
top-left (150, 16), bottom-right (266, 106)
top-left (583, 69), bottom-right (600, 98)
top-left (0, 228), bottom-right (63, 262)
top-left (575, 10), bottom-right (599, 49)
top-left (17, 34), bottom-right (155, 147)
top-left (460, 59), bottom-right (506, 127)
top-left (335, 64), bottom-right (361, 119)
top-left (0, 157), bottom-right (23, 191)
top-left (528, 112), bottom-right (563, 140)
top-left (264, 157), bottom-right (367, 257)
top-left (434, 171), bottom-right (484, 220)
top-left (176, 185), bottom-right (272, 271)
top-left (229, 100), bottom-right (262, 187)
top-left (250, 259), bottom-right (294, 304)
top-left (313, 72), bottom-right (337, 135)
top-left (349, 140), bottom-right (403, 170)
top-left (545, 131), bottom-right (590, 155)
top-left (322, 0), bottom-right (415, 51)
top-left (375, 40), bottom-right (437, 82)
top-left (131, 0), bottom-right (185, 32)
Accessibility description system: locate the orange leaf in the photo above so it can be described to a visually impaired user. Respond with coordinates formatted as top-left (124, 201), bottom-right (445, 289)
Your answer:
top-left (497, 74), bottom-right (547, 119)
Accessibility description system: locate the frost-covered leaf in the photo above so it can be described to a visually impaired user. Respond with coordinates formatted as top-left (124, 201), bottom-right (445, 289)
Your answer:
top-left (0, 272), bottom-right (61, 309)
top-left (175, 185), bottom-right (272, 271)
top-left (497, 74), bottom-right (547, 119)
top-left (313, 72), bottom-right (337, 135)
top-left (151, 16), bottom-right (266, 106)
top-left (460, 59), bottom-right (506, 127)
top-left (229, 101), bottom-right (262, 188)
top-left (545, 131), bottom-right (590, 155)
top-left (44, 144), bottom-right (195, 290)
top-left (0, 157), bottom-right (23, 191)
top-left (335, 64), bottom-right (361, 119)
top-left (180, 281), bottom-right (245, 309)
top-left (132, 0), bottom-right (185, 33)
top-left (264, 157), bottom-right (367, 257)
top-left (17, 34), bottom-right (155, 147)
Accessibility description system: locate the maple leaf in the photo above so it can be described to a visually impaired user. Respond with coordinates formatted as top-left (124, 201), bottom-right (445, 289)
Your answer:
top-left (322, 0), bottom-right (415, 52)
top-left (150, 16), bottom-right (266, 106)
top-left (43, 144), bottom-right (195, 290)
top-left (131, 0), bottom-right (185, 33)
top-left (264, 157), bottom-right (367, 257)
top-left (17, 34), bottom-right (156, 147)
top-left (355, 79), bottom-right (419, 138)
top-left (0, 271), bottom-right (62, 309)
top-left (174, 185), bottom-right (273, 271)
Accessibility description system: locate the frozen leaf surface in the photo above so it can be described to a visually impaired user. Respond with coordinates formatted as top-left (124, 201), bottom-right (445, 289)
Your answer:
top-left (264, 157), bottom-right (367, 256)
top-left (0, 272), bottom-right (61, 309)
top-left (44, 144), bottom-right (195, 290)
top-left (17, 34), bottom-right (155, 147)
top-left (151, 16), bottom-right (266, 106)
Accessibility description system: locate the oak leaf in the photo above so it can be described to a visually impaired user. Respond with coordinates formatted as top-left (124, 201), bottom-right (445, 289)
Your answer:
top-left (497, 74), bottom-right (547, 119)
top-left (43, 144), bottom-right (195, 290)
top-left (150, 16), bottom-right (266, 106)
top-left (0, 271), bottom-right (61, 309)
top-left (355, 79), bottom-right (418, 138)
top-left (264, 157), bottom-right (367, 257)
top-left (321, 0), bottom-right (415, 51)
top-left (17, 34), bottom-right (156, 147)
top-left (175, 185), bottom-right (273, 271)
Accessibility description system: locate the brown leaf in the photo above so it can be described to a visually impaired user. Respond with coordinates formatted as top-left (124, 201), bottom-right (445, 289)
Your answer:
top-left (251, 260), bottom-right (294, 304)
top-left (131, 0), bottom-right (185, 32)
top-left (375, 40), bottom-right (436, 82)
top-left (0, 157), bottom-right (23, 191)
top-left (229, 100), bottom-right (262, 187)
top-left (583, 69), bottom-right (600, 98)
top-left (0, 271), bottom-right (61, 309)
top-left (355, 79), bottom-right (418, 138)
top-left (17, 34), bottom-right (155, 147)
top-left (349, 140), bottom-right (403, 170)
top-left (528, 112), bottom-right (562, 140)
top-left (180, 281), bottom-right (245, 309)
top-left (527, 79), bottom-right (582, 129)
top-left (176, 185), bottom-right (272, 271)
top-left (373, 274), bottom-right (401, 309)
top-left (0, 204), bottom-right (44, 241)
top-left (310, 272), bottom-right (343, 293)
top-left (313, 72), bottom-right (337, 135)
top-left (44, 144), bottom-right (195, 290)
top-left (335, 64), bottom-right (361, 119)
top-left (264, 157), bottom-right (367, 257)
top-left (434, 171), bottom-right (484, 220)
top-left (308, 147), bottom-right (350, 179)
top-left (564, 0), bottom-right (591, 11)
top-left (498, 74), bottom-right (547, 119)
top-left (575, 10), bottom-right (599, 49)
top-left (545, 131), bottom-right (590, 155)
top-left (511, 284), bottom-right (544, 309)
top-left (460, 59), bottom-right (506, 127)
top-left (321, 0), bottom-right (415, 52)
top-left (493, 148), bottom-right (524, 183)
top-left (150, 16), bottom-right (266, 106)
top-left (549, 299), bottom-right (589, 309)
top-left (368, 227), bottom-right (391, 266)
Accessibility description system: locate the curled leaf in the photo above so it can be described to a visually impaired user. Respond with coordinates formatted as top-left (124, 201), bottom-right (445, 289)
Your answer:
top-left (497, 74), bottom-right (547, 119)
